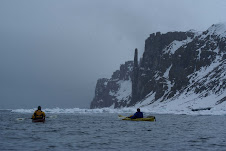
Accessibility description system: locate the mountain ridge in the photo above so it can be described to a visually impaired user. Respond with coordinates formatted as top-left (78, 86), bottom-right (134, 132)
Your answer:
top-left (90, 23), bottom-right (226, 113)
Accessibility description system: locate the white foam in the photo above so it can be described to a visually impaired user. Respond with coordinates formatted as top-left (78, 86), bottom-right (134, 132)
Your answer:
top-left (11, 107), bottom-right (138, 114)
top-left (10, 103), bottom-right (226, 116)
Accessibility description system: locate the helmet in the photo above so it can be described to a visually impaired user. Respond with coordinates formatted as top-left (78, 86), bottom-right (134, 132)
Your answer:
top-left (137, 108), bottom-right (140, 112)
top-left (38, 106), bottom-right (41, 110)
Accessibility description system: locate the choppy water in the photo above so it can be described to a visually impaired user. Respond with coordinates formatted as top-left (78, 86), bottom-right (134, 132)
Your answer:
top-left (1, 110), bottom-right (226, 151)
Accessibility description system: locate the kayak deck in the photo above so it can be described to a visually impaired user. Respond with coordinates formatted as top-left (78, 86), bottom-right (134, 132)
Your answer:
top-left (119, 115), bottom-right (156, 122)
top-left (32, 119), bottom-right (45, 123)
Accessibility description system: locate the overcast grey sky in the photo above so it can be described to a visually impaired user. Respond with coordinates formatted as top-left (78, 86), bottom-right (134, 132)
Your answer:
top-left (0, 0), bottom-right (225, 109)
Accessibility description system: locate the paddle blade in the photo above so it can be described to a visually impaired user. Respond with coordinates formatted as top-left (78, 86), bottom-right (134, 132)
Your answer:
top-left (48, 115), bottom-right (58, 119)
top-left (118, 115), bottom-right (126, 120)
top-left (16, 118), bottom-right (25, 121)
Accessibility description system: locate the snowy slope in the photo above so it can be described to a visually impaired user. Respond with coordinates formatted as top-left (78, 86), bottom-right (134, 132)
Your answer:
top-left (91, 23), bottom-right (226, 115)
top-left (134, 23), bottom-right (226, 115)
top-left (135, 58), bottom-right (226, 115)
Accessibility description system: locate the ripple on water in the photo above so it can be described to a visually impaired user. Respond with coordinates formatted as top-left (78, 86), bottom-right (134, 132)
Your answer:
top-left (1, 113), bottom-right (226, 151)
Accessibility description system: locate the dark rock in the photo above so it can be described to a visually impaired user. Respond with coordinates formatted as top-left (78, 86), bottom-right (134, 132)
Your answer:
top-left (90, 23), bottom-right (226, 108)
top-left (191, 107), bottom-right (212, 111)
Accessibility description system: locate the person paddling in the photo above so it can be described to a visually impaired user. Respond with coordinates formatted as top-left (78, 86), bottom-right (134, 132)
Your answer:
top-left (129, 108), bottom-right (143, 119)
top-left (32, 106), bottom-right (46, 120)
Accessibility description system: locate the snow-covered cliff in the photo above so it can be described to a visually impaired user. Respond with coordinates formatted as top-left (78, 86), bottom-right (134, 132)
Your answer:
top-left (90, 23), bottom-right (226, 114)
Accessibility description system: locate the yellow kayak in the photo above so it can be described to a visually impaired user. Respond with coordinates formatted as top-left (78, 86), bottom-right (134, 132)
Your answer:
top-left (118, 115), bottom-right (156, 122)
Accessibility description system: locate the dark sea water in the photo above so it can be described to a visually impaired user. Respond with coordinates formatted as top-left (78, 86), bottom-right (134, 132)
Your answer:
top-left (1, 110), bottom-right (226, 151)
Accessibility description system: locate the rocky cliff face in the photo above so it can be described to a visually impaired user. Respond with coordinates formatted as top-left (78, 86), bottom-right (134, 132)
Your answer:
top-left (90, 61), bottom-right (133, 108)
top-left (90, 23), bottom-right (226, 109)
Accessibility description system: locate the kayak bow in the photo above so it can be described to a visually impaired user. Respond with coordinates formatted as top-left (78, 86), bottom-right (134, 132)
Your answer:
top-left (118, 115), bottom-right (156, 122)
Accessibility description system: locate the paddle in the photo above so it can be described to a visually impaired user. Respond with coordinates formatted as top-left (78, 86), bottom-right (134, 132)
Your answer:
top-left (16, 115), bottom-right (57, 121)
top-left (16, 118), bottom-right (29, 121)
top-left (118, 115), bottom-right (133, 120)
top-left (118, 115), bottom-right (126, 119)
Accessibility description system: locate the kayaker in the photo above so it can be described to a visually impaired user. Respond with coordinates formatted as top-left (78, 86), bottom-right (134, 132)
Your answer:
top-left (129, 108), bottom-right (143, 119)
top-left (32, 106), bottom-right (46, 120)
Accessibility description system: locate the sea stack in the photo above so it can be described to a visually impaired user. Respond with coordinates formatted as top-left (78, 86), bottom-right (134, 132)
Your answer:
top-left (131, 48), bottom-right (139, 105)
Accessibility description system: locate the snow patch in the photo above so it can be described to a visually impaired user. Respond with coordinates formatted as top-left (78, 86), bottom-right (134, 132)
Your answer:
top-left (163, 64), bottom-right (172, 79)
top-left (135, 92), bottom-right (156, 107)
top-left (108, 80), bottom-right (132, 103)
top-left (115, 80), bottom-right (132, 102)
top-left (206, 23), bottom-right (226, 38)
top-left (163, 37), bottom-right (193, 54)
